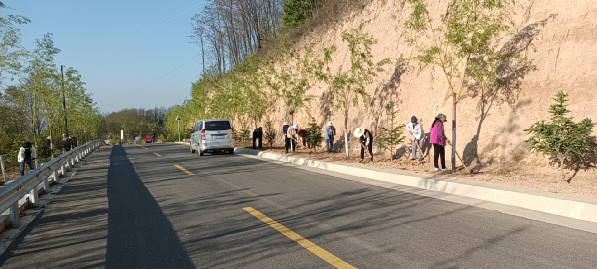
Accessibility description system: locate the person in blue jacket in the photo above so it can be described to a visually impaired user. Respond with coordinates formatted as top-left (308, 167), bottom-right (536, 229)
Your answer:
top-left (324, 122), bottom-right (336, 153)
top-left (282, 122), bottom-right (290, 153)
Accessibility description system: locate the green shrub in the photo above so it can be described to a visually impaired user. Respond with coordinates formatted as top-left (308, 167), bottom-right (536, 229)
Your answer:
top-left (282, 0), bottom-right (320, 28)
top-left (264, 120), bottom-right (277, 149)
top-left (525, 91), bottom-right (595, 181)
top-left (375, 102), bottom-right (405, 161)
top-left (305, 119), bottom-right (323, 150)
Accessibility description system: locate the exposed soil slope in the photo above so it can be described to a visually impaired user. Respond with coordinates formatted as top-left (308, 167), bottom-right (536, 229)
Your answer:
top-left (266, 0), bottom-right (597, 182)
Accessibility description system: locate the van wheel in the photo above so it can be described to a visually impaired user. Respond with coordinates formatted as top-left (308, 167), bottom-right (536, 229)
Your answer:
top-left (228, 148), bottom-right (234, 155)
top-left (199, 150), bottom-right (204, 156)
top-left (190, 144), bottom-right (196, 153)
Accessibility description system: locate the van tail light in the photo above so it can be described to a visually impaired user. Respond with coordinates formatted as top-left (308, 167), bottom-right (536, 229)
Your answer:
top-left (201, 129), bottom-right (205, 141)
top-left (232, 128), bottom-right (235, 139)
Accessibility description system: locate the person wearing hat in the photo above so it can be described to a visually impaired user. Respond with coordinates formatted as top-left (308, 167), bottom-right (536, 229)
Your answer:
top-left (286, 124), bottom-right (299, 153)
top-left (282, 122), bottom-right (290, 153)
top-left (354, 127), bottom-right (373, 162)
top-left (325, 122), bottom-right (336, 153)
top-left (406, 116), bottom-right (424, 161)
top-left (430, 113), bottom-right (448, 171)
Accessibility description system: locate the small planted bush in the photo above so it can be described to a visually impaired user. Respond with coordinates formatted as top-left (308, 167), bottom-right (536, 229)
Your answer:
top-left (525, 91), bottom-right (595, 181)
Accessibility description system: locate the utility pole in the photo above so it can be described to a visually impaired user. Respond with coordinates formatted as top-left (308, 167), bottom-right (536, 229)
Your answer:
top-left (176, 116), bottom-right (181, 142)
top-left (61, 65), bottom-right (68, 136)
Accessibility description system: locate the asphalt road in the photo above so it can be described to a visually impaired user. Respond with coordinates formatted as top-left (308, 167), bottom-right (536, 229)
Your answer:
top-left (1, 143), bottom-right (597, 268)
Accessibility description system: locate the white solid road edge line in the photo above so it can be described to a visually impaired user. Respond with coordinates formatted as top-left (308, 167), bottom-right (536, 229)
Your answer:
top-left (234, 148), bottom-right (597, 224)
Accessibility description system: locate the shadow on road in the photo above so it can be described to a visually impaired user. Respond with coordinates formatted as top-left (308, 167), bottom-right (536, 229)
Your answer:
top-left (106, 145), bottom-right (194, 268)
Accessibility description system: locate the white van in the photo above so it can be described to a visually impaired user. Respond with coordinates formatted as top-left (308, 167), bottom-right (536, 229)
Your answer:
top-left (190, 119), bottom-right (235, 156)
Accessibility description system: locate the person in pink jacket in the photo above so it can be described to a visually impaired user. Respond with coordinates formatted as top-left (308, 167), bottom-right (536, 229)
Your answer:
top-left (429, 113), bottom-right (448, 172)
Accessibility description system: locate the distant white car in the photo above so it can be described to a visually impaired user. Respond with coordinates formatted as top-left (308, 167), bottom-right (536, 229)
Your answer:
top-left (190, 119), bottom-right (235, 156)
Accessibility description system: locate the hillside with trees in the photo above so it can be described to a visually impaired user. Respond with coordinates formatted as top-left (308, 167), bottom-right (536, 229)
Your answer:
top-left (169, 0), bottom-right (596, 191)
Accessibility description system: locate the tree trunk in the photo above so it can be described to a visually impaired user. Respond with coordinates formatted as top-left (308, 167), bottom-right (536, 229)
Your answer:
top-left (344, 105), bottom-right (349, 157)
top-left (560, 157), bottom-right (565, 181)
top-left (49, 125), bottom-right (54, 159)
top-left (452, 94), bottom-right (457, 171)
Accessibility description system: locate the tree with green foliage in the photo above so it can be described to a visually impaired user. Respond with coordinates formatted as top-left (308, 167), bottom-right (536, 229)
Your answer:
top-left (305, 118), bottom-right (324, 151)
top-left (525, 91), bottom-right (595, 181)
top-left (0, 1), bottom-right (30, 83)
top-left (282, 0), bottom-right (320, 28)
top-left (264, 119), bottom-right (277, 149)
top-left (315, 25), bottom-right (391, 157)
top-left (402, 0), bottom-right (521, 170)
top-left (265, 37), bottom-right (316, 124)
top-left (375, 102), bottom-right (404, 161)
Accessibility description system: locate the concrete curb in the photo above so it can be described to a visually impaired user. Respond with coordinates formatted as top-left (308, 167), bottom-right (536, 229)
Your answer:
top-left (234, 148), bottom-right (597, 224)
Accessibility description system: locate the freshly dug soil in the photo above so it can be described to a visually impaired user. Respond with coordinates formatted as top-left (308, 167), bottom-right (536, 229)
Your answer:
top-left (246, 145), bottom-right (597, 200)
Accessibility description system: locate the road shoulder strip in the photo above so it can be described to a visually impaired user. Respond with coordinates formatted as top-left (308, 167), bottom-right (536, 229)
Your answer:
top-left (234, 148), bottom-right (597, 227)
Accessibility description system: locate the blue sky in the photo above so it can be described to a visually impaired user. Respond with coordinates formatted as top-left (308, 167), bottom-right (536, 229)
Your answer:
top-left (5, 0), bottom-right (206, 113)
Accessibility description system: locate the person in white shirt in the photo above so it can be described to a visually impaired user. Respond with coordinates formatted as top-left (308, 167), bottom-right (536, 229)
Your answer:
top-left (18, 141), bottom-right (37, 177)
top-left (406, 116), bottom-right (424, 161)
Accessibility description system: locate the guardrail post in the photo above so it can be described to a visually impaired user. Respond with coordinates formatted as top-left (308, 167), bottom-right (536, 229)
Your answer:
top-left (10, 202), bottom-right (19, 228)
top-left (35, 159), bottom-right (39, 169)
top-left (67, 158), bottom-right (72, 172)
top-left (0, 153), bottom-right (7, 183)
top-left (29, 185), bottom-right (39, 207)
top-left (43, 175), bottom-right (50, 193)
top-left (60, 163), bottom-right (66, 177)
top-left (53, 170), bottom-right (59, 183)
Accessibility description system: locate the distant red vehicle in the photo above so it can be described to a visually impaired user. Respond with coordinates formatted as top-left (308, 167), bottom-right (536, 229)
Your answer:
top-left (144, 135), bottom-right (153, 143)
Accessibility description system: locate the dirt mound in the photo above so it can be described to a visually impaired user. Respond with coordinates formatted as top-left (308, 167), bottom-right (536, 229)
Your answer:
top-left (264, 0), bottom-right (597, 182)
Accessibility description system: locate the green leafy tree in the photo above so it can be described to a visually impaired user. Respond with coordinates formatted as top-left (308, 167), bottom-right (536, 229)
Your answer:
top-left (266, 40), bottom-right (316, 124)
top-left (305, 118), bottom-right (324, 151)
top-left (282, 0), bottom-right (320, 28)
top-left (0, 2), bottom-right (30, 83)
top-left (375, 102), bottom-right (405, 161)
top-left (402, 0), bottom-right (521, 169)
top-left (524, 91), bottom-right (595, 181)
top-left (315, 25), bottom-right (391, 157)
top-left (264, 119), bottom-right (277, 149)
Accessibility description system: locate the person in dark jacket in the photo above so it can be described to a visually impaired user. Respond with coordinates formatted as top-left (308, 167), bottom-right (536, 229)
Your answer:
top-left (253, 127), bottom-right (263, 149)
top-left (70, 136), bottom-right (78, 148)
top-left (151, 129), bottom-right (157, 143)
top-left (354, 127), bottom-right (373, 162)
top-left (18, 142), bottom-right (37, 177)
top-left (282, 122), bottom-right (290, 153)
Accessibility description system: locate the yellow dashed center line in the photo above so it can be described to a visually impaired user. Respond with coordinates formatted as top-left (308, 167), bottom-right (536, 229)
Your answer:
top-left (153, 152), bottom-right (162, 157)
top-left (135, 144), bottom-right (148, 150)
top-left (174, 164), bottom-right (194, 176)
top-left (243, 207), bottom-right (356, 269)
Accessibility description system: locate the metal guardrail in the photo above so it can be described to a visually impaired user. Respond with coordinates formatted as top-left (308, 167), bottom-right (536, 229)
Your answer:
top-left (0, 139), bottom-right (104, 228)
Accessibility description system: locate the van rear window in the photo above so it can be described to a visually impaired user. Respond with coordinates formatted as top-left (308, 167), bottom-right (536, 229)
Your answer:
top-left (205, 121), bottom-right (231, 130)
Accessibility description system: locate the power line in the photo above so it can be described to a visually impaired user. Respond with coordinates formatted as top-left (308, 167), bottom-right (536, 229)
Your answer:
top-left (101, 53), bottom-right (201, 110)
top-left (122, 0), bottom-right (202, 44)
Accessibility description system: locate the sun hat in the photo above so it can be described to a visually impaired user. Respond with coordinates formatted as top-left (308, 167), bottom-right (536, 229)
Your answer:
top-left (353, 128), bottom-right (365, 137)
top-left (327, 122), bottom-right (333, 127)
top-left (411, 116), bottom-right (418, 123)
top-left (292, 124), bottom-right (299, 129)
top-left (436, 113), bottom-right (447, 121)
top-left (283, 122), bottom-right (288, 126)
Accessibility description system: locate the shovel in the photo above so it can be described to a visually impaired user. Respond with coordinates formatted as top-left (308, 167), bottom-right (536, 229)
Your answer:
top-left (446, 140), bottom-right (472, 174)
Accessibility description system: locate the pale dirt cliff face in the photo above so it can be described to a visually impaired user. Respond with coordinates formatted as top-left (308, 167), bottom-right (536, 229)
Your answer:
top-left (265, 0), bottom-right (597, 171)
